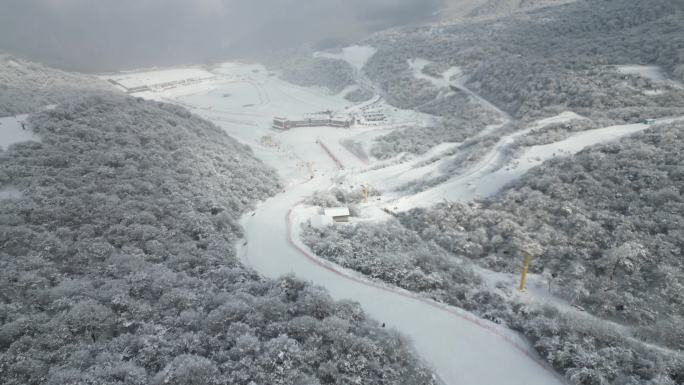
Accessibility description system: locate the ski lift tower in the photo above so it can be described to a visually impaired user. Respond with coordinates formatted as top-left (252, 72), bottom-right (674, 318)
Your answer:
top-left (518, 246), bottom-right (542, 292)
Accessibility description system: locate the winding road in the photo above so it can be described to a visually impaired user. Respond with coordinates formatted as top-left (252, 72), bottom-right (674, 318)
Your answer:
top-left (237, 145), bottom-right (566, 385)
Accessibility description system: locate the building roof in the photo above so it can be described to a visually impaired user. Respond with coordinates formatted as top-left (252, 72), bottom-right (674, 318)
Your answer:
top-left (324, 207), bottom-right (350, 217)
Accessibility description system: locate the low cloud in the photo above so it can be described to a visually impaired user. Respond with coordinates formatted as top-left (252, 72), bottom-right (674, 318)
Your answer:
top-left (0, 0), bottom-right (442, 72)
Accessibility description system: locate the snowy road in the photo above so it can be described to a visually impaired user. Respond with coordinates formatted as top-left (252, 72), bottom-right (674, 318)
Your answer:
top-left (238, 174), bottom-right (565, 385)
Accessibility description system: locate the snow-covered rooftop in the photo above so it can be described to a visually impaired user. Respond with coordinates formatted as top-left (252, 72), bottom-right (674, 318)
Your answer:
top-left (324, 207), bottom-right (350, 217)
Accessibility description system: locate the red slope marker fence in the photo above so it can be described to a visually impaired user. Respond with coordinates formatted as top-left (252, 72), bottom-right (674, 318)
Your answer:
top-left (317, 140), bottom-right (345, 170)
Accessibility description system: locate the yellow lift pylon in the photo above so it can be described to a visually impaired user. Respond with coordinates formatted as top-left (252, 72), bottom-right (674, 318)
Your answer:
top-left (518, 253), bottom-right (532, 292)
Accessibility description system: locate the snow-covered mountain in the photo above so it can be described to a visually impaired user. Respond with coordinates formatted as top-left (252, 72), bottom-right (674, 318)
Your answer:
top-left (441, 0), bottom-right (575, 20)
top-left (1, 0), bottom-right (682, 384)
top-left (0, 54), bottom-right (114, 117)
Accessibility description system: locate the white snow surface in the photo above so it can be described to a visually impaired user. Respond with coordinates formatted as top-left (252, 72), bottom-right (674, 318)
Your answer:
top-left (323, 207), bottom-right (350, 217)
top-left (0, 115), bottom-right (40, 151)
top-left (390, 115), bottom-right (684, 211)
top-left (346, 142), bottom-right (461, 192)
top-left (0, 186), bottom-right (22, 200)
top-left (123, 62), bottom-right (574, 385)
top-left (314, 45), bottom-right (377, 71)
top-left (615, 65), bottom-right (667, 82)
top-left (238, 180), bottom-right (564, 385)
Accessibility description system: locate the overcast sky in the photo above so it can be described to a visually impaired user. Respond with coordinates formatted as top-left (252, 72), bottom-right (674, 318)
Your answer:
top-left (0, 0), bottom-right (442, 72)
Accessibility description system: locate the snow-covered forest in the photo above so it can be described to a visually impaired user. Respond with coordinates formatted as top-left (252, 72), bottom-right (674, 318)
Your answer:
top-left (303, 122), bottom-right (684, 384)
top-left (400, 123), bottom-right (684, 345)
top-left (371, 92), bottom-right (500, 159)
top-left (364, 0), bottom-right (684, 119)
top-left (0, 55), bottom-right (113, 117)
top-left (0, 94), bottom-right (435, 385)
top-left (357, 0), bottom-right (684, 158)
top-left (2, 0), bottom-right (683, 384)
top-left (263, 51), bottom-right (357, 95)
top-left (343, 87), bottom-right (374, 103)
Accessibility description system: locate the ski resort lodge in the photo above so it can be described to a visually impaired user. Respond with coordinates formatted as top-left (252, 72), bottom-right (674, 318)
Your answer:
top-left (273, 116), bottom-right (355, 130)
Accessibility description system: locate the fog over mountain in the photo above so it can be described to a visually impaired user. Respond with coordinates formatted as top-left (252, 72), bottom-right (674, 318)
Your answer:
top-left (0, 0), bottom-right (441, 72)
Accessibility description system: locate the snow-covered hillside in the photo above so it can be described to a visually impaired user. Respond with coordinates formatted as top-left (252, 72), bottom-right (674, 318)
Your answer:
top-left (0, 54), bottom-right (113, 116)
top-left (0, 93), bottom-right (438, 385)
top-left (440, 0), bottom-right (576, 20)
top-left (3, 1), bottom-right (682, 384)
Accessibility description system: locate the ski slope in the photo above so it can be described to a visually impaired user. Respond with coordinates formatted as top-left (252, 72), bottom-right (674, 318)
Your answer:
top-left (345, 142), bottom-right (462, 192)
top-left (408, 58), bottom-right (463, 89)
top-left (389, 115), bottom-right (683, 211)
top-left (408, 57), bottom-right (513, 123)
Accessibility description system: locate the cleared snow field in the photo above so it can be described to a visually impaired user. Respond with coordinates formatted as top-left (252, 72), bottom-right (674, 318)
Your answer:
top-left (408, 58), bottom-right (463, 88)
top-left (0, 115), bottom-right (40, 151)
top-left (0, 116), bottom-right (37, 201)
top-left (345, 142), bottom-right (461, 193)
top-left (616, 65), bottom-right (667, 82)
top-left (0, 186), bottom-right (22, 200)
